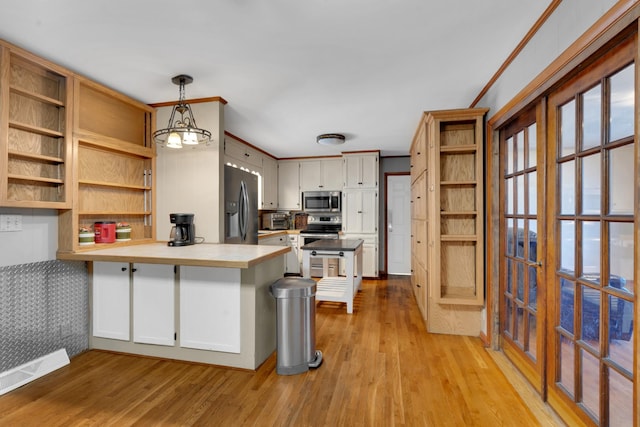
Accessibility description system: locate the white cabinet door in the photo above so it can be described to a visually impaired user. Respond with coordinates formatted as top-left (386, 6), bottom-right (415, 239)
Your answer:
top-left (286, 234), bottom-right (300, 274)
top-left (132, 263), bottom-right (175, 346)
top-left (340, 235), bottom-right (378, 277)
top-left (343, 190), bottom-right (377, 234)
top-left (300, 158), bottom-right (343, 191)
top-left (344, 153), bottom-right (378, 188)
top-left (225, 138), bottom-right (263, 170)
top-left (321, 158), bottom-right (344, 191)
top-left (262, 156), bottom-right (278, 209)
top-left (278, 161), bottom-right (300, 210)
top-left (180, 266), bottom-right (241, 353)
top-left (93, 261), bottom-right (130, 341)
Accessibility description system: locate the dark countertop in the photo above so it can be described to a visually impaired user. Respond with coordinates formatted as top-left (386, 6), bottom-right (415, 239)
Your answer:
top-left (300, 239), bottom-right (363, 252)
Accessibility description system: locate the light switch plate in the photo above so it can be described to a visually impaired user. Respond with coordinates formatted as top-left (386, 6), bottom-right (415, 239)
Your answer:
top-left (0, 215), bottom-right (23, 232)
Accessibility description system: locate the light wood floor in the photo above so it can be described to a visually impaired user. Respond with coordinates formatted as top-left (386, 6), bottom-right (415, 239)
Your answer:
top-left (0, 276), bottom-right (563, 426)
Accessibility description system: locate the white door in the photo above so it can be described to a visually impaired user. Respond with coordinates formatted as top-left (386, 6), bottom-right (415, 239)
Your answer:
top-left (387, 175), bottom-right (411, 274)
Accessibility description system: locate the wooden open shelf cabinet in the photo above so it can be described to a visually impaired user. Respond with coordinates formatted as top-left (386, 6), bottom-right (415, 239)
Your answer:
top-left (428, 108), bottom-right (487, 306)
top-left (57, 77), bottom-right (156, 253)
top-left (0, 45), bottom-right (73, 208)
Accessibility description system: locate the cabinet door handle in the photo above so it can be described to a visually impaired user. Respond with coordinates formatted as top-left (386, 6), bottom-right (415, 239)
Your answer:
top-left (121, 267), bottom-right (127, 272)
top-left (132, 268), bottom-right (137, 273)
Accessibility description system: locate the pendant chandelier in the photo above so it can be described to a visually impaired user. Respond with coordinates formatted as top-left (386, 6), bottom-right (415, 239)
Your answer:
top-left (153, 74), bottom-right (212, 149)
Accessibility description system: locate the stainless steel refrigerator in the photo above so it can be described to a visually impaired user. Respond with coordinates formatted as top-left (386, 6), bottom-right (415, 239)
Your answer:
top-left (224, 165), bottom-right (258, 244)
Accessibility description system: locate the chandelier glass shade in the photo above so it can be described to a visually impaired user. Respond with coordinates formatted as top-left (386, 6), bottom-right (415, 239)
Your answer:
top-left (154, 75), bottom-right (212, 149)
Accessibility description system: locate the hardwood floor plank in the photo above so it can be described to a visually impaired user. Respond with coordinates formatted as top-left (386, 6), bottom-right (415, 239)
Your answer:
top-left (0, 276), bottom-right (562, 426)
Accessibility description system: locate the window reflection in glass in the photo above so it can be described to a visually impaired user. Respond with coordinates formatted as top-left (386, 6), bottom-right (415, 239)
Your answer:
top-left (608, 295), bottom-right (633, 373)
top-left (528, 220), bottom-right (537, 263)
top-left (516, 306), bottom-right (525, 347)
top-left (506, 219), bottom-right (514, 256)
top-left (609, 222), bottom-right (633, 293)
top-left (560, 221), bottom-right (575, 272)
top-left (506, 258), bottom-right (513, 294)
top-left (528, 266), bottom-right (537, 309)
top-left (506, 177), bottom-right (514, 214)
top-left (609, 144), bottom-right (634, 215)
top-left (527, 123), bottom-right (537, 168)
top-left (582, 221), bottom-right (601, 278)
top-left (559, 334), bottom-right (575, 397)
top-left (506, 136), bottom-right (514, 174)
top-left (581, 153), bottom-right (600, 214)
top-left (560, 278), bottom-right (575, 333)
top-left (516, 219), bottom-right (524, 258)
top-left (609, 64), bottom-right (634, 142)
top-left (516, 262), bottom-right (524, 301)
top-left (580, 284), bottom-right (600, 348)
top-left (528, 313), bottom-right (537, 360)
top-left (608, 367), bottom-right (633, 427)
top-left (527, 171), bottom-right (537, 215)
top-left (516, 130), bottom-right (525, 172)
top-left (580, 349), bottom-right (601, 421)
top-left (560, 160), bottom-right (575, 214)
top-left (505, 299), bottom-right (513, 335)
top-left (516, 175), bottom-right (524, 214)
top-left (560, 100), bottom-right (576, 157)
top-left (581, 84), bottom-right (602, 150)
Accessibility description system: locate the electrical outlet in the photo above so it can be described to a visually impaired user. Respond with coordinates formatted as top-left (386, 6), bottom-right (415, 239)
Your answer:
top-left (60, 322), bottom-right (72, 338)
top-left (0, 215), bottom-right (22, 232)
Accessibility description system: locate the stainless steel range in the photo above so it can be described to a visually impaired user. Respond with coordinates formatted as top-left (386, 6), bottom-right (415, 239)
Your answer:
top-left (299, 213), bottom-right (341, 277)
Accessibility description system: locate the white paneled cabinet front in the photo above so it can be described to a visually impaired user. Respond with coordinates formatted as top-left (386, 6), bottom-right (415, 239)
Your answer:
top-left (343, 153), bottom-right (379, 189)
top-left (132, 263), bottom-right (175, 346)
top-left (299, 158), bottom-right (343, 191)
top-left (180, 266), bottom-right (241, 353)
top-left (92, 261), bottom-right (130, 341)
top-left (262, 155), bottom-right (278, 209)
top-left (343, 189), bottom-right (378, 234)
top-left (277, 161), bottom-right (300, 210)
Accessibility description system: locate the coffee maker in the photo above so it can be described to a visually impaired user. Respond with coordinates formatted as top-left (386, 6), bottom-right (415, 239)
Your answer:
top-left (168, 213), bottom-right (195, 246)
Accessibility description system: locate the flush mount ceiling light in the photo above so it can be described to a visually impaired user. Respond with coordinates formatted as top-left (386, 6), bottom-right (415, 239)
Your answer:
top-left (153, 74), bottom-right (212, 149)
top-left (316, 133), bottom-right (346, 146)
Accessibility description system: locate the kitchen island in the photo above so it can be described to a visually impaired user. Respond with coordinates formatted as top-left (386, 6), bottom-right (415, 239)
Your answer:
top-left (300, 239), bottom-right (363, 313)
top-left (58, 243), bottom-right (289, 370)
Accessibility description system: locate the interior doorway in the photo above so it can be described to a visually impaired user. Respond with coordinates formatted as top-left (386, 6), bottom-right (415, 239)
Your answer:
top-left (385, 173), bottom-right (411, 275)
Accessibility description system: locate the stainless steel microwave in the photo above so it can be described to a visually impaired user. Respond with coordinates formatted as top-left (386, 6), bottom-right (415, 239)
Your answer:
top-left (302, 191), bottom-right (341, 213)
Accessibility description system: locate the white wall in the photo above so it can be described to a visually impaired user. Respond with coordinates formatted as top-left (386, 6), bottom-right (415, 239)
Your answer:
top-left (478, 0), bottom-right (618, 116)
top-left (155, 101), bottom-right (225, 244)
top-left (0, 208), bottom-right (58, 267)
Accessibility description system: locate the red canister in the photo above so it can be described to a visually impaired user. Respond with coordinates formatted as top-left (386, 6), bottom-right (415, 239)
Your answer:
top-left (94, 221), bottom-right (116, 243)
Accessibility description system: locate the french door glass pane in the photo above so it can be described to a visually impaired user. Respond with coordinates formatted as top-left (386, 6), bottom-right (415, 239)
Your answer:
top-left (560, 221), bottom-right (575, 272)
top-left (608, 295), bottom-right (633, 373)
top-left (527, 123), bottom-right (537, 168)
top-left (559, 334), bottom-right (575, 397)
top-left (580, 349), bottom-right (600, 421)
top-left (560, 101), bottom-right (576, 157)
top-left (505, 298), bottom-right (513, 335)
top-left (609, 144), bottom-right (634, 214)
top-left (608, 367), bottom-right (633, 427)
top-left (581, 153), bottom-right (600, 214)
top-left (516, 130), bottom-right (525, 171)
top-left (609, 64), bottom-right (634, 142)
top-left (516, 262), bottom-right (524, 301)
top-left (528, 266), bottom-right (537, 308)
top-left (580, 284), bottom-right (600, 348)
top-left (527, 171), bottom-right (537, 214)
top-left (560, 278), bottom-right (575, 333)
top-left (506, 177), bottom-right (514, 214)
top-left (528, 219), bottom-right (538, 262)
top-left (506, 258), bottom-right (513, 294)
top-left (506, 218), bottom-right (515, 256)
top-left (528, 313), bottom-right (537, 359)
top-left (581, 84), bottom-right (602, 150)
top-left (516, 218), bottom-right (524, 257)
top-left (506, 136), bottom-right (514, 174)
top-left (560, 160), bottom-right (575, 214)
top-left (609, 222), bottom-right (634, 292)
top-left (516, 306), bottom-right (525, 346)
top-left (581, 221), bottom-right (600, 278)
top-left (516, 175), bottom-right (524, 214)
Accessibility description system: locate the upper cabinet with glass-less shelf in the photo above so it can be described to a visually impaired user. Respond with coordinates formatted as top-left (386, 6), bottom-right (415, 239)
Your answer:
top-left (0, 44), bottom-right (73, 208)
top-left (57, 76), bottom-right (155, 253)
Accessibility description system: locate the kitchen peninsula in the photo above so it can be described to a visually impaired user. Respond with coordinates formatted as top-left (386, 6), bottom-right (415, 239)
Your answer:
top-left (58, 243), bottom-right (289, 370)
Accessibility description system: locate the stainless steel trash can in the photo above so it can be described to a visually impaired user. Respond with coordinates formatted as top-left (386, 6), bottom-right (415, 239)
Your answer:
top-left (270, 277), bottom-right (323, 375)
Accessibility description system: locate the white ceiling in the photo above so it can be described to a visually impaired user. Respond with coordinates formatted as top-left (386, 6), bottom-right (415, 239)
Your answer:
top-left (0, 1), bottom-right (550, 158)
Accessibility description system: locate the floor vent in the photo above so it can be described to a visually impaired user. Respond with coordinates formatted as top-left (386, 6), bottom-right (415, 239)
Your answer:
top-left (0, 349), bottom-right (69, 396)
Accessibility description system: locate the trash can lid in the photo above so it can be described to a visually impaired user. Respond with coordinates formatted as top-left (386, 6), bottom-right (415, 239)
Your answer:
top-left (270, 277), bottom-right (316, 298)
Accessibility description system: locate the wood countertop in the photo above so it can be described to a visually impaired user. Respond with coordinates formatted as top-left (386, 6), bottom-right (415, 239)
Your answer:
top-left (57, 242), bottom-right (290, 268)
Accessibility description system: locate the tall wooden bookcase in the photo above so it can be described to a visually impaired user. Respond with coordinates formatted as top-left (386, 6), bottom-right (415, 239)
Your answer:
top-left (411, 108), bottom-right (487, 335)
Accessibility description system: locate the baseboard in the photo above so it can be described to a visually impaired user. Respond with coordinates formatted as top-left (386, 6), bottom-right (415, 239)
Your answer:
top-left (0, 349), bottom-right (70, 395)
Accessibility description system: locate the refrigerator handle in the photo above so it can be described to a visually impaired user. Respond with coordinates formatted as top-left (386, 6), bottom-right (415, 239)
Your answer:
top-left (239, 180), bottom-right (248, 241)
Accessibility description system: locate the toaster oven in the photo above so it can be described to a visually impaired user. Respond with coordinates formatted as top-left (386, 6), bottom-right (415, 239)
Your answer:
top-left (262, 212), bottom-right (289, 230)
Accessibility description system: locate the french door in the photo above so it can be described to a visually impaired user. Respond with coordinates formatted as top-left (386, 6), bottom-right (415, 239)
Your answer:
top-left (500, 34), bottom-right (636, 426)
